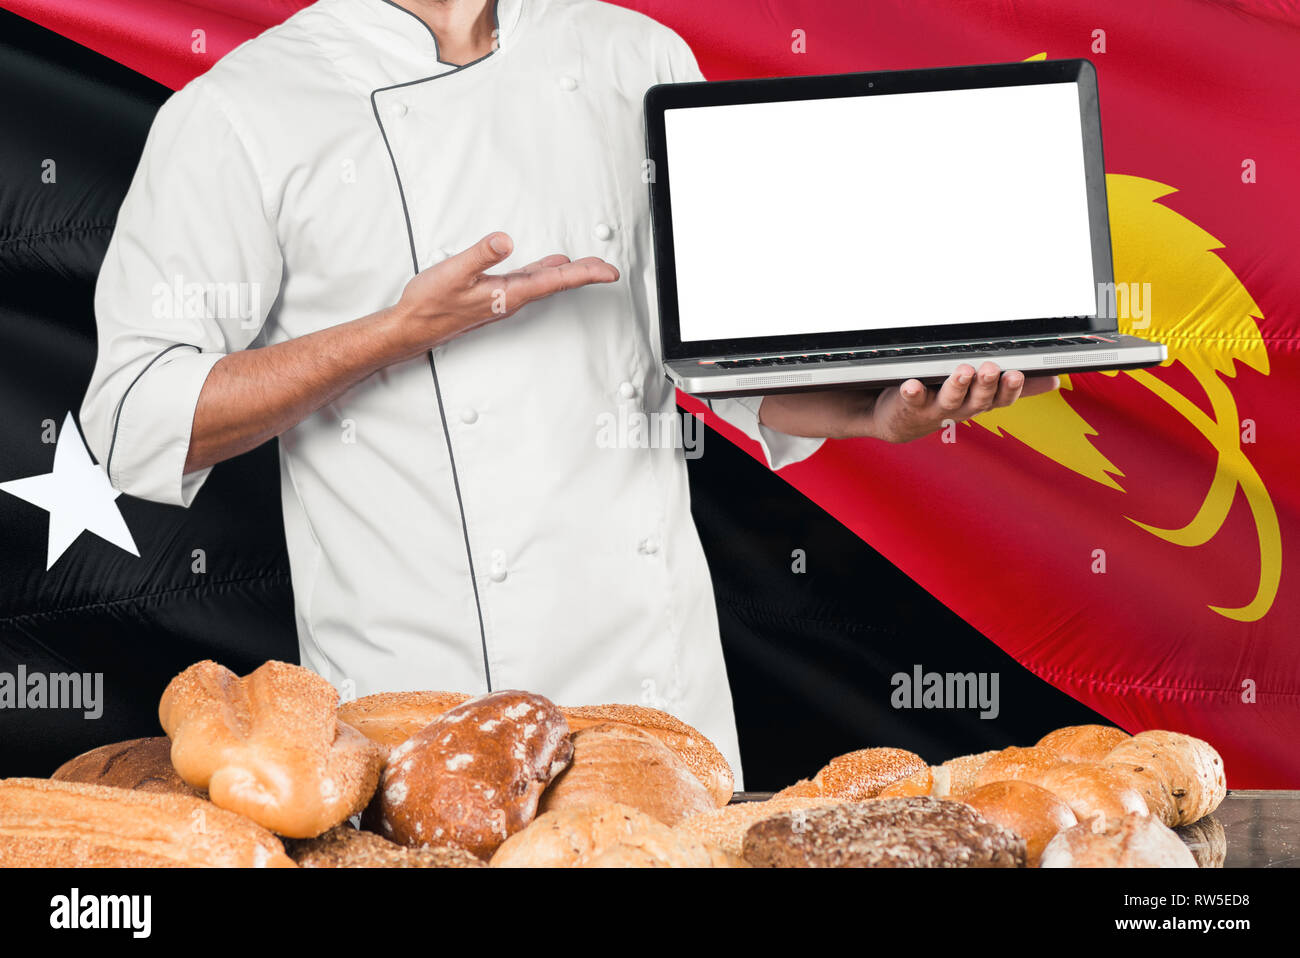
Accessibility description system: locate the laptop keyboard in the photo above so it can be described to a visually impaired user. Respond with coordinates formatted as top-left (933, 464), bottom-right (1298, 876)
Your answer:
top-left (706, 336), bottom-right (1107, 368)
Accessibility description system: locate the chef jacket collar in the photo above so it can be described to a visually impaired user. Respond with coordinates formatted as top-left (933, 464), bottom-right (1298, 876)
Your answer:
top-left (365, 0), bottom-right (526, 65)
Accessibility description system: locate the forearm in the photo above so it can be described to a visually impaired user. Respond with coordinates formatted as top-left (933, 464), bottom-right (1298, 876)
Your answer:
top-left (184, 305), bottom-right (423, 473)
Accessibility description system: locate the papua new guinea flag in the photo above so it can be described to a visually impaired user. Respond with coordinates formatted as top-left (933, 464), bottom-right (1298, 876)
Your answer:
top-left (3, 0), bottom-right (1297, 787)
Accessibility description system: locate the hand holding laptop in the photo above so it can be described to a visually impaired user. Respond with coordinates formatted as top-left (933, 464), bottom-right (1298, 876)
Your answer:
top-left (758, 361), bottom-right (1059, 443)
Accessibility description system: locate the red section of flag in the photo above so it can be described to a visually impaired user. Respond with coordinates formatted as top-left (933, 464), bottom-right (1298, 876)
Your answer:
top-left (4, 0), bottom-right (1297, 784)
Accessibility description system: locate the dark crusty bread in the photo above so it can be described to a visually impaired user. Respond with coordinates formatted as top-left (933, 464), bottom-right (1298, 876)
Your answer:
top-left (52, 737), bottom-right (202, 798)
top-left (743, 797), bottom-right (1025, 868)
top-left (285, 823), bottom-right (483, 868)
top-left (378, 690), bottom-right (572, 859)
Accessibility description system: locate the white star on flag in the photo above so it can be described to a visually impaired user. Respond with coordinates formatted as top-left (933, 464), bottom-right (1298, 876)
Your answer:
top-left (0, 412), bottom-right (139, 569)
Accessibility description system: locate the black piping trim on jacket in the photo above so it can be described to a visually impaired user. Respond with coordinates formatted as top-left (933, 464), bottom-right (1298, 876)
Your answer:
top-left (105, 342), bottom-right (200, 484)
top-left (368, 0), bottom-right (504, 691)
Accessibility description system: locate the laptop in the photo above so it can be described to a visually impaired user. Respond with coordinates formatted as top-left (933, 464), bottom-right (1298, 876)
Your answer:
top-left (643, 58), bottom-right (1165, 397)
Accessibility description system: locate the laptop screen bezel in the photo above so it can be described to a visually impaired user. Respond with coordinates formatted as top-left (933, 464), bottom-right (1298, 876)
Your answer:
top-left (645, 59), bottom-right (1116, 361)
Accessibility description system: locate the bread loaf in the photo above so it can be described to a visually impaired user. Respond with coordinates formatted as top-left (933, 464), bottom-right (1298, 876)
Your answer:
top-left (972, 746), bottom-right (1069, 788)
top-left (159, 660), bottom-right (384, 838)
top-left (878, 768), bottom-right (933, 798)
top-left (1105, 760), bottom-right (1177, 827)
top-left (1103, 731), bottom-right (1225, 825)
top-left (744, 797), bottom-right (1025, 868)
top-left (675, 797), bottom-right (846, 856)
top-left (52, 737), bottom-right (201, 798)
top-left (1036, 724), bottom-right (1130, 761)
top-left (285, 823), bottom-right (483, 868)
top-left (1039, 812), bottom-right (1197, 868)
top-left (773, 747), bottom-right (928, 802)
top-left (939, 750), bottom-right (1000, 796)
top-left (958, 780), bottom-right (1078, 866)
top-left (0, 778), bottom-right (294, 867)
top-left (562, 704), bottom-right (734, 806)
top-left (491, 802), bottom-right (741, 867)
top-left (337, 691), bottom-right (470, 751)
top-left (1021, 762), bottom-right (1149, 825)
top-left (378, 690), bottom-right (572, 858)
top-left (539, 723), bottom-right (714, 826)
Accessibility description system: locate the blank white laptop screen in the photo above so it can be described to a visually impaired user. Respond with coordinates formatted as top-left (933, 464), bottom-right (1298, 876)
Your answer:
top-left (662, 82), bottom-right (1098, 344)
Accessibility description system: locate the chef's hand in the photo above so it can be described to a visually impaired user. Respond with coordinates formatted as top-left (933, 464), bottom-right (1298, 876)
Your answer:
top-left (393, 231), bottom-right (619, 350)
top-left (757, 361), bottom-right (1059, 443)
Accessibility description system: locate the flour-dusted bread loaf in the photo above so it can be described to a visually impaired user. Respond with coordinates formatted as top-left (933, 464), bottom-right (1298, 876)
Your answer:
top-left (158, 660), bottom-right (384, 838)
top-left (539, 723), bottom-right (714, 826)
top-left (958, 780), bottom-right (1079, 867)
top-left (972, 746), bottom-right (1070, 788)
top-left (1175, 816), bottom-right (1226, 868)
top-left (491, 802), bottom-right (741, 867)
top-left (0, 778), bottom-right (294, 867)
top-left (337, 691), bottom-right (470, 752)
top-left (378, 690), bottom-right (572, 858)
top-left (773, 747), bottom-right (929, 802)
top-left (1036, 724), bottom-right (1131, 761)
top-left (1040, 812), bottom-right (1197, 868)
top-left (675, 796), bottom-right (847, 856)
top-left (52, 737), bottom-right (202, 798)
top-left (744, 797), bottom-right (1024, 868)
top-left (1103, 731), bottom-right (1226, 825)
top-left (561, 704), bottom-right (734, 806)
top-left (1021, 762), bottom-right (1149, 825)
top-left (285, 823), bottom-right (483, 868)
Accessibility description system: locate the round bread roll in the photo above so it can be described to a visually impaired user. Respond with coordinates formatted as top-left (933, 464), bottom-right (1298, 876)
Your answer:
top-left (959, 780), bottom-right (1078, 867)
top-left (52, 737), bottom-right (202, 798)
top-left (338, 691), bottom-right (470, 750)
top-left (1036, 724), bottom-right (1130, 761)
top-left (492, 802), bottom-right (740, 867)
top-left (1103, 730), bottom-right (1225, 825)
top-left (1105, 760), bottom-right (1177, 827)
top-left (878, 768), bottom-right (933, 798)
top-left (378, 690), bottom-right (572, 858)
top-left (562, 704), bottom-right (734, 807)
top-left (773, 747), bottom-right (928, 802)
top-left (1040, 812), bottom-right (1196, 868)
top-left (1021, 762), bottom-right (1149, 825)
top-left (1174, 816), bottom-right (1226, 868)
top-left (744, 796), bottom-right (1025, 868)
top-left (973, 746), bottom-right (1069, 788)
top-left (675, 797), bottom-right (847, 856)
top-left (539, 723), bottom-right (714, 826)
top-left (285, 823), bottom-right (483, 868)
top-left (939, 750), bottom-right (1001, 796)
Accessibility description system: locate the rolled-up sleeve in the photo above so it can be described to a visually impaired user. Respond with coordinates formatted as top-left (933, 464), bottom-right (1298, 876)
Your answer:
top-left (80, 78), bottom-right (282, 507)
top-left (662, 33), bottom-right (826, 471)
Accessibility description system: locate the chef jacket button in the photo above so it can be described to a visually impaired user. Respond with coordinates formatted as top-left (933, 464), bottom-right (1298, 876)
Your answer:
top-left (593, 222), bottom-right (613, 241)
top-left (559, 75), bottom-right (578, 91)
top-left (489, 550), bottom-right (508, 582)
top-left (392, 101), bottom-right (409, 118)
top-left (618, 381), bottom-right (636, 399)
top-left (638, 537), bottom-right (660, 556)
top-left (459, 408), bottom-right (479, 424)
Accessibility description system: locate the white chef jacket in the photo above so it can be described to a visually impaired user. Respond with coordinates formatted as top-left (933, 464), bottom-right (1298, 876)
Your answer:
top-left (80, 0), bottom-right (824, 784)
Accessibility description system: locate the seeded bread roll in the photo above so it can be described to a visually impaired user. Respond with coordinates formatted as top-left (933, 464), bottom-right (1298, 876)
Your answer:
top-left (744, 797), bottom-right (1025, 868)
top-left (878, 768), bottom-right (933, 798)
top-left (1036, 724), bottom-right (1130, 761)
top-left (972, 746), bottom-right (1069, 788)
top-left (959, 780), bottom-right (1079, 866)
top-left (0, 778), bottom-right (294, 867)
top-left (1104, 760), bottom-right (1178, 827)
top-left (940, 750), bottom-right (1001, 796)
top-left (378, 690), bottom-right (572, 859)
top-left (1174, 816), bottom-right (1226, 868)
top-left (1021, 762), bottom-right (1149, 825)
top-left (773, 747), bottom-right (928, 802)
top-left (1103, 731), bottom-right (1226, 825)
top-left (675, 797), bottom-right (847, 856)
top-left (337, 691), bottom-right (470, 751)
top-left (492, 802), bottom-right (741, 867)
top-left (285, 823), bottom-right (483, 868)
top-left (159, 660), bottom-right (384, 838)
top-left (52, 737), bottom-right (202, 798)
top-left (539, 723), bottom-right (714, 826)
top-left (1040, 812), bottom-right (1197, 868)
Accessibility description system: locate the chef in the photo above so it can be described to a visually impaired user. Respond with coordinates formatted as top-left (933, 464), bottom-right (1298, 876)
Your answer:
top-left (80, 0), bottom-right (1054, 783)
